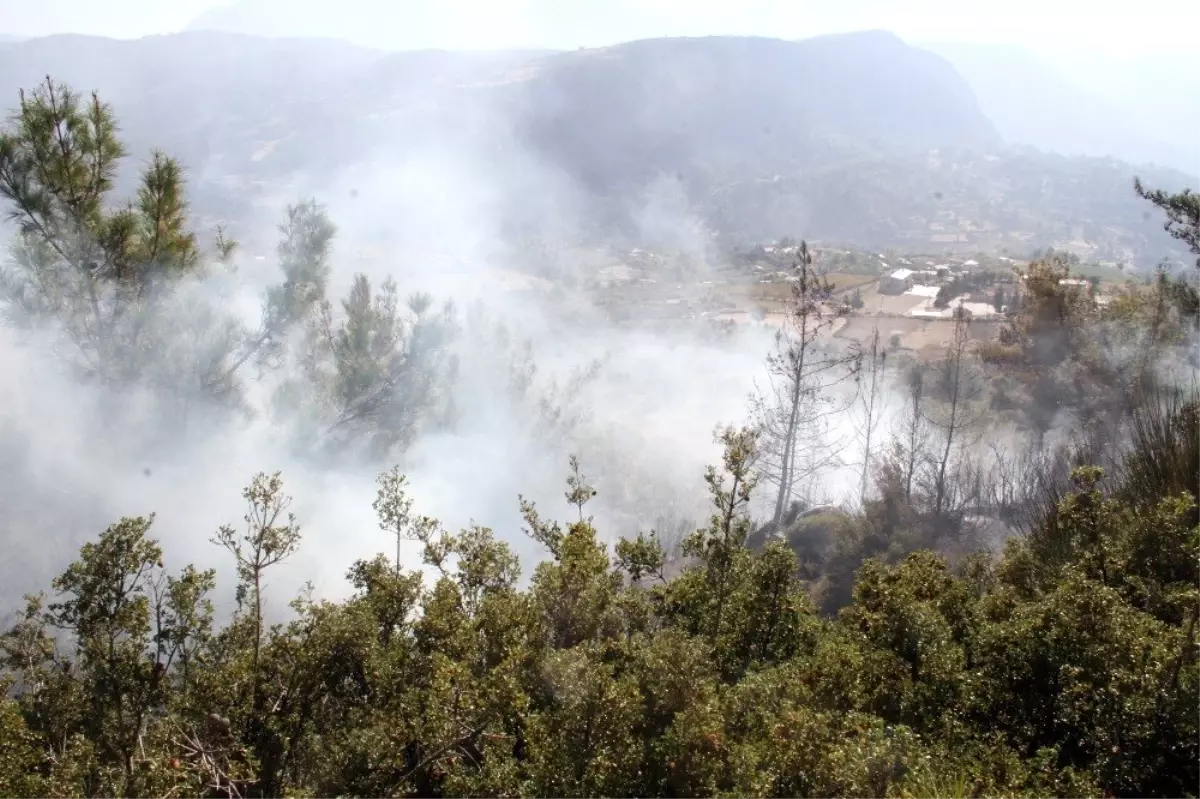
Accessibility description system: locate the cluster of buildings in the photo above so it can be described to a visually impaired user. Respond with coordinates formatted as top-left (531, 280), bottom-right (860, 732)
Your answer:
top-left (879, 258), bottom-right (981, 295)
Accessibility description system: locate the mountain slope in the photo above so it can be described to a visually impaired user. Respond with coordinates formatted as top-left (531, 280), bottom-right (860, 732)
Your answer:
top-left (0, 31), bottom-right (386, 221)
top-left (183, 0), bottom-right (793, 52)
top-left (507, 32), bottom-right (998, 194)
top-left (187, 0), bottom-right (463, 51)
top-left (0, 29), bottom-right (997, 188)
top-left (0, 31), bottom-right (1190, 265)
top-left (922, 42), bottom-right (1198, 175)
top-left (1048, 50), bottom-right (1200, 175)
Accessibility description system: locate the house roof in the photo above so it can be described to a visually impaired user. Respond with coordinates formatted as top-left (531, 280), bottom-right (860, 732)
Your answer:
top-left (889, 268), bottom-right (915, 280)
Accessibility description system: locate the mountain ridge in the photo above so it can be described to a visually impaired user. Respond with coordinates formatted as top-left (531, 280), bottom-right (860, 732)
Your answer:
top-left (0, 30), bottom-right (1191, 266)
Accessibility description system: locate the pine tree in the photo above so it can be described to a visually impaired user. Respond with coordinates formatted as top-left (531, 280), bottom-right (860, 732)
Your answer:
top-left (0, 78), bottom-right (202, 382)
top-left (1135, 177), bottom-right (1200, 267)
top-left (0, 78), bottom-right (330, 421)
top-left (294, 273), bottom-right (458, 457)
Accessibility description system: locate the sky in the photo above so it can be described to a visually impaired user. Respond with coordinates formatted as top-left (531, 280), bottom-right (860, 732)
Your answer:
top-left (1, 0), bottom-right (1197, 63)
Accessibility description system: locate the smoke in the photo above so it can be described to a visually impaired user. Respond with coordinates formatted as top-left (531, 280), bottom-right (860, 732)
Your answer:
top-left (0, 66), bottom-right (785, 615)
top-left (0, 305), bottom-right (773, 614)
top-left (3, 34), bottom-right (1194, 625)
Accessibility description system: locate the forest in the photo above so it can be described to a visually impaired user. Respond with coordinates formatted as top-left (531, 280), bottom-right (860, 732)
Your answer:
top-left (0, 78), bottom-right (1197, 799)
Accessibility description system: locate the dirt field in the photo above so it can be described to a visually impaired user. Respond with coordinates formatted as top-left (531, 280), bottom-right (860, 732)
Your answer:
top-left (737, 273), bottom-right (875, 302)
top-left (826, 273), bottom-right (880, 295)
top-left (856, 284), bottom-right (929, 315)
top-left (835, 314), bottom-right (1001, 357)
top-left (591, 269), bottom-right (1003, 362)
top-left (595, 271), bottom-right (881, 317)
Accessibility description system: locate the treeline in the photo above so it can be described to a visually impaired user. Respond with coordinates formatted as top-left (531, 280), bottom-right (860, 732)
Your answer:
top-left (1, 78), bottom-right (1199, 798)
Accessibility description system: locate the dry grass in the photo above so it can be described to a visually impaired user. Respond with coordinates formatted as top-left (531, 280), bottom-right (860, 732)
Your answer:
top-left (825, 273), bottom-right (879, 293)
top-left (729, 273), bottom-right (880, 311)
top-left (832, 314), bottom-right (1001, 357)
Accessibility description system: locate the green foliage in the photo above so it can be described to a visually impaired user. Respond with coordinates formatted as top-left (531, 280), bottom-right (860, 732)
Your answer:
top-left (0, 78), bottom-right (329, 417)
top-left (1, 79), bottom-right (1197, 799)
top-left (3, 415), bottom-right (1195, 798)
top-left (0, 79), bottom-right (457, 456)
top-left (1135, 177), bottom-right (1200, 268)
top-left (287, 272), bottom-right (458, 458)
top-left (0, 79), bottom-right (198, 381)
top-left (0, 685), bottom-right (45, 798)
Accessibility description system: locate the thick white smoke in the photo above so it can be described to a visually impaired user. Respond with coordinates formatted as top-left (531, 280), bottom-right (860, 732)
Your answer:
top-left (0, 74), bottom-right (788, 616)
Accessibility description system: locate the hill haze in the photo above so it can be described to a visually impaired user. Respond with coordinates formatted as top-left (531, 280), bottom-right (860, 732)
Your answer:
top-left (0, 30), bottom-right (1192, 265)
top-left (923, 41), bottom-right (1198, 175)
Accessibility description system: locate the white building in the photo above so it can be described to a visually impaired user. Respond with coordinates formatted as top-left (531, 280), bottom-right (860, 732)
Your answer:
top-left (880, 268), bottom-right (915, 295)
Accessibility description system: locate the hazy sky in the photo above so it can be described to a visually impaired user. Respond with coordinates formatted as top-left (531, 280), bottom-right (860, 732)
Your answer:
top-left (1, 0), bottom-right (1197, 61)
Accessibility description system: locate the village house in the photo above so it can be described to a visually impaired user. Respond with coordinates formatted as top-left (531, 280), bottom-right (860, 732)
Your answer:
top-left (880, 268), bottom-right (915, 295)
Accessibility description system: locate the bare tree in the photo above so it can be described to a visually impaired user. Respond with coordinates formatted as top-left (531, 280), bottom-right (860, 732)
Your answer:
top-left (982, 436), bottom-right (1072, 534)
top-left (925, 308), bottom-right (986, 517)
top-left (892, 366), bottom-right (932, 505)
top-left (854, 324), bottom-right (888, 505)
top-left (751, 242), bottom-right (861, 524)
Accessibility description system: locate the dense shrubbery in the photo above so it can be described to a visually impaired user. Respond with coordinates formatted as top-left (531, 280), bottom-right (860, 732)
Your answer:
top-left (0, 411), bottom-right (1196, 799)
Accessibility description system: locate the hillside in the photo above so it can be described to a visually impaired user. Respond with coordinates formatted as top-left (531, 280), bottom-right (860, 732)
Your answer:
top-left (504, 32), bottom-right (999, 191)
top-left (1049, 49), bottom-right (1200, 175)
top-left (185, 0), bottom-right (531, 51)
top-left (182, 0), bottom-right (826, 52)
top-left (705, 146), bottom-right (1189, 260)
top-left (922, 41), bottom-right (1198, 174)
top-left (0, 31), bottom-right (1192, 265)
